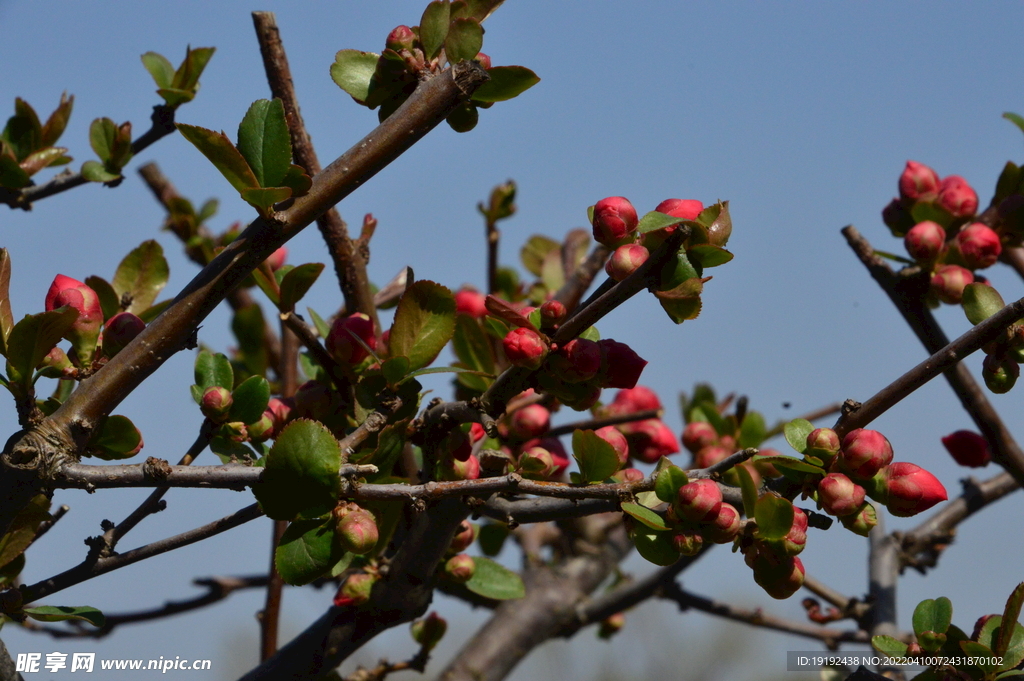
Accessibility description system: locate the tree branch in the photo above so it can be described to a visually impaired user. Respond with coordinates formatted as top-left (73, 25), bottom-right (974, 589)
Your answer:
top-left (554, 245), bottom-right (611, 313)
top-left (52, 461), bottom-right (376, 490)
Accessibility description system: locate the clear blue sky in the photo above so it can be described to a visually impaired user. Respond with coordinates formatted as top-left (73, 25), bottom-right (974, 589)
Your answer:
top-left (2, 1), bottom-right (1024, 679)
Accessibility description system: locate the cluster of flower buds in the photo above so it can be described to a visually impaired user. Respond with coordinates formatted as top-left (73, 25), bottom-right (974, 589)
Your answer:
top-left (732, 502), bottom-right (809, 599)
top-left (681, 418), bottom-right (777, 487)
top-left (333, 502), bottom-right (380, 555)
top-left (600, 387), bottom-right (679, 464)
top-left (656, 479), bottom-right (742, 560)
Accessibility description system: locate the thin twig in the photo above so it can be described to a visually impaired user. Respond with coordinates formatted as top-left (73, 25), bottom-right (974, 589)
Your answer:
top-left (764, 402), bottom-right (844, 439)
top-left (28, 504), bottom-right (69, 549)
top-left (21, 504), bottom-right (264, 603)
top-left (554, 244), bottom-right (612, 313)
top-left (53, 461), bottom-right (377, 490)
top-left (279, 311), bottom-right (350, 391)
top-left (544, 408), bottom-right (661, 438)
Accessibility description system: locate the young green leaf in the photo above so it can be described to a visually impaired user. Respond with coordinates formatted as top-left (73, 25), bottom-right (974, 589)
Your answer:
top-left (177, 123), bottom-right (259, 193)
top-left (194, 350), bottom-right (234, 394)
top-left (389, 280), bottom-right (457, 371)
top-left (252, 419), bottom-right (342, 521)
top-left (452, 315), bottom-right (496, 377)
top-left (81, 160), bottom-right (120, 183)
top-left (912, 597), bottom-right (953, 638)
top-left (229, 375), bottom-right (270, 425)
top-left (871, 634), bottom-right (908, 657)
top-left (784, 418), bottom-right (814, 454)
top-left (420, 1), bottom-right (452, 60)
top-left (1004, 112), bottom-right (1024, 137)
top-left (962, 283), bottom-right (1007, 326)
top-left (737, 411), bottom-right (766, 449)
top-left (111, 240), bottom-right (170, 314)
top-left (465, 556), bottom-right (525, 600)
top-left (279, 263), bottom-right (324, 311)
top-left (5, 308), bottom-right (78, 387)
top-left (141, 52), bottom-right (175, 89)
top-left (631, 529), bottom-right (679, 566)
top-left (636, 211), bottom-right (687, 235)
top-left (237, 99), bottom-right (292, 189)
top-left (754, 494), bottom-right (793, 541)
top-left (240, 186), bottom-right (293, 215)
top-left (520, 235), bottom-right (560, 276)
top-left (381, 356), bottom-right (411, 388)
top-left (40, 92), bottom-right (73, 148)
top-left (621, 502), bottom-right (669, 531)
top-left (0, 494), bottom-right (50, 569)
top-left (307, 307), bottom-right (331, 339)
top-left (0, 249), bottom-right (14, 355)
top-left (471, 66), bottom-right (540, 103)
top-left (572, 429), bottom-right (621, 483)
top-left (998, 583), bottom-right (1024, 657)
top-left (87, 414), bottom-right (143, 460)
top-left (172, 47), bottom-right (216, 93)
top-left (275, 518), bottom-right (345, 586)
top-left (24, 606), bottom-right (105, 628)
top-left (445, 17), bottom-right (483, 63)
top-left (330, 50), bottom-right (381, 104)
top-left (654, 463), bottom-right (689, 503)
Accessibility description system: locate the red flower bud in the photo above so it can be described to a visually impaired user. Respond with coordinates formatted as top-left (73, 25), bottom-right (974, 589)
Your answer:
top-left (839, 502), bottom-right (878, 537)
top-left (805, 428), bottom-right (840, 463)
top-left (46, 274), bottom-right (103, 359)
top-left (605, 243), bottom-right (649, 281)
top-left (671, 528), bottom-right (704, 556)
top-left (930, 264), bottom-right (974, 304)
top-left (610, 385), bottom-right (662, 413)
top-left (591, 196), bottom-right (639, 247)
top-left (539, 300), bottom-right (566, 329)
top-left (336, 509), bottom-right (379, 554)
top-left (694, 444), bottom-right (730, 469)
top-left (469, 422), bottom-right (487, 443)
top-left (247, 412), bottom-right (275, 443)
top-left (781, 507), bottom-right (808, 556)
top-left (438, 453), bottom-right (481, 481)
top-left (449, 520), bottom-right (476, 554)
top-left (455, 288), bottom-right (488, 318)
top-left (883, 462), bottom-right (947, 517)
top-left (956, 223), bottom-right (1002, 270)
top-left (475, 52), bottom-right (492, 69)
top-left (898, 161), bottom-right (940, 202)
top-left (445, 554), bottom-right (476, 583)
top-left (595, 425), bottom-right (630, 465)
top-left (101, 312), bottom-right (146, 358)
top-left (386, 25), bottom-right (417, 52)
top-left (264, 246), bottom-right (287, 271)
top-left (704, 502), bottom-right (741, 544)
top-left (510, 404), bottom-right (551, 440)
top-left (627, 419), bottom-right (680, 464)
top-left (655, 198), bottom-right (704, 221)
top-left (683, 421), bottom-right (719, 454)
top-left (221, 421), bottom-right (248, 443)
top-left (519, 446), bottom-right (557, 479)
top-left (502, 327), bottom-right (548, 370)
top-left (840, 429), bottom-right (894, 480)
top-left (675, 479), bottom-right (723, 522)
top-left (548, 338), bottom-right (601, 383)
top-left (596, 339), bottom-right (648, 389)
top-left (612, 467), bottom-right (645, 483)
top-left (267, 397), bottom-right (294, 431)
top-left (410, 612), bottom-right (447, 650)
top-left (817, 473), bottom-right (866, 516)
top-left (326, 313), bottom-right (377, 365)
top-left (904, 221), bottom-right (946, 262)
top-left (752, 555), bottom-right (805, 600)
top-left (523, 437), bottom-right (570, 477)
top-left (941, 430), bottom-right (991, 468)
top-left (938, 175), bottom-right (979, 218)
top-left (200, 386), bottom-right (233, 423)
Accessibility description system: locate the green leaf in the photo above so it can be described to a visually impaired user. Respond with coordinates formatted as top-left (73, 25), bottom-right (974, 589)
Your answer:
top-left (382, 356), bottom-right (411, 388)
top-left (177, 123), bottom-right (259, 193)
top-left (452, 315), bottom-right (495, 378)
top-left (871, 634), bottom-right (908, 657)
top-left (330, 50), bottom-right (380, 104)
top-left (636, 211), bottom-right (687, 235)
top-left (210, 435), bottom-right (257, 464)
top-left (279, 263), bottom-right (324, 311)
top-left (275, 518), bottom-right (344, 586)
top-left (960, 641), bottom-right (999, 675)
top-left (0, 495), bottom-right (50, 569)
top-left (477, 523), bottom-right (508, 556)
top-left (83, 275), bottom-right (119, 322)
top-left (688, 403), bottom-right (729, 438)
top-left (88, 117), bottom-right (117, 162)
top-left (753, 455), bottom-right (824, 475)
top-left (578, 326), bottom-right (600, 342)
top-left (520, 235), bottom-right (560, 276)
top-left (1004, 112), bottom-right (1024, 137)
top-left (141, 52), bottom-right (175, 88)
top-left (229, 375), bottom-right (270, 425)
top-left (737, 411), bottom-right (766, 449)
top-left (620, 502), bottom-right (669, 531)
top-left (420, 1), bottom-right (452, 60)
top-left (465, 556), bottom-right (524, 600)
top-left (0, 152), bottom-right (31, 189)
top-left (24, 606), bottom-right (105, 628)
top-left (252, 419), bottom-right (342, 521)
top-left (910, 201), bottom-right (953, 229)
top-left (5, 308), bottom-right (78, 387)
top-left (111, 240), bottom-right (169, 314)
top-left (962, 283), bottom-right (1007, 326)
top-left (172, 46), bottom-right (215, 92)
top-left (540, 249), bottom-right (565, 291)
top-left (697, 201), bottom-right (732, 246)
top-left (156, 88), bottom-right (196, 108)
top-left (631, 529), bottom-right (678, 566)
top-left (389, 280), bottom-right (456, 371)
top-left (445, 18), bottom-right (483, 63)
top-left (40, 93), bottom-right (73, 148)
top-left (232, 304), bottom-right (269, 378)
top-left (240, 186), bottom-right (293, 215)
top-left (687, 244), bottom-right (734, 269)
top-left (913, 597), bottom-right (953, 638)
top-left (654, 463), bottom-right (689, 503)
top-left (471, 66), bottom-right (540, 103)
top-left (572, 429), bottom-right (621, 483)
top-left (87, 415), bottom-right (143, 460)
top-left (307, 307), bottom-right (331, 339)
top-left (194, 350), bottom-right (234, 395)
top-left (784, 418), bottom-right (814, 454)
top-left (998, 583), bottom-right (1024, 656)
top-left (365, 420), bottom-right (409, 481)
top-left (237, 99), bottom-right (292, 189)
top-left (80, 160), bottom-right (121, 183)
top-left (754, 494), bottom-right (793, 541)
top-left (0, 249), bottom-right (13, 356)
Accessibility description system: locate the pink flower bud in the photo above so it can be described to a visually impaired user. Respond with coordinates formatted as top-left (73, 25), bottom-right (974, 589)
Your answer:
top-left (445, 428), bottom-right (473, 462)
top-left (884, 462), bottom-right (947, 517)
top-left (200, 386), bottom-right (233, 422)
top-left (539, 300), bottom-right (566, 328)
top-left (548, 338), bottom-right (601, 383)
top-left (39, 346), bottom-right (72, 376)
top-left (597, 612), bottom-right (625, 639)
top-left (594, 425), bottom-right (630, 465)
top-left (704, 502), bottom-right (741, 544)
top-left (683, 421), bottom-right (719, 454)
top-left (510, 404), bottom-right (551, 440)
top-left (817, 473), bottom-right (866, 516)
top-left (605, 243), bottom-right (649, 282)
top-left (222, 421), bottom-right (248, 443)
top-left (957, 223), bottom-right (1002, 270)
top-left (247, 412), bottom-right (275, 443)
top-left (938, 175), bottom-right (979, 218)
top-left (671, 528), bottom-right (704, 556)
top-left (627, 419), bottom-right (680, 464)
top-left (449, 520), bottom-right (476, 554)
top-left (102, 312), bottom-right (145, 357)
top-left (591, 196), bottom-right (639, 247)
top-left (455, 288), bottom-right (488, 318)
top-left (333, 572), bottom-right (376, 607)
top-left (781, 507), bottom-right (808, 556)
top-left (610, 385), bottom-right (662, 413)
top-left (386, 25), bottom-right (417, 52)
top-left (839, 502), bottom-right (877, 537)
top-left (694, 444), bottom-right (730, 469)
top-left (267, 397), bottom-right (293, 431)
top-left (263, 246), bottom-right (287, 272)
top-left (675, 479), bottom-right (723, 522)
top-left (502, 327), bottom-right (548, 370)
top-left (336, 509), bottom-right (379, 554)
top-left (438, 453), bottom-right (481, 481)
top-left (469, 422), bottom-right (487, 443)
top-left (655, 198), bottom-right (704, 221)
top-left (904, 221), bottom-right (946, 262)
top-left (983, 353), bottom-right (1019, 394)
top-left (941, 430), bottom-right (991, 468)
top-left (475, 52), bottom-right (492, 69)
top-left (840, 429), bottom-right (894, 480)
top-left (326, 313), bottom-right (377, 365)
top-left (898, 161), bottom-right (940, 202)
top-left (410, 612), bottom-right (447, 650)
top-left (612, 467), bottom-right (644, 483)
top-left (752, 555), bottom-right (805, 600)
top-left (445, 554), bottom-right (476, 583)
top-left (805, 428), bottom-right (840, 463)
top-left (519, 446), bottom-right (557, 478)
top-left (930, 264), bottom-right (974, 304)
top-left (47, 275), bottom-right (103, 359)
top-left (596, 339), bottom-right (648, 389)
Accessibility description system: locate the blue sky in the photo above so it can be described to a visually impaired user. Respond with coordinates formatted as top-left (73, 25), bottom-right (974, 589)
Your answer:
top-left (2, 1), bottom-right (1024, 679)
